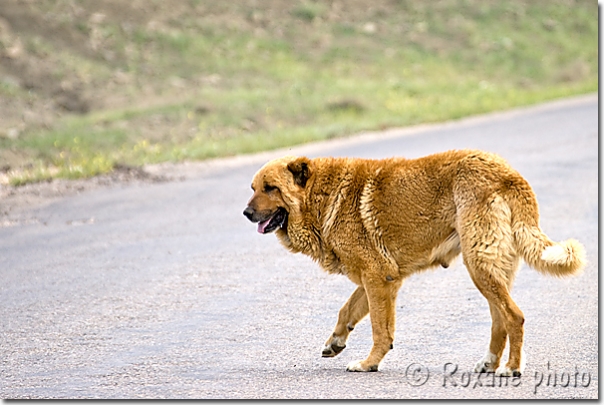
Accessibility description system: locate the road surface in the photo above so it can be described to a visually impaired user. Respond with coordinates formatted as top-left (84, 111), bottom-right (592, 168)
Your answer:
top-left (0, 94), bottom-right (598, 399)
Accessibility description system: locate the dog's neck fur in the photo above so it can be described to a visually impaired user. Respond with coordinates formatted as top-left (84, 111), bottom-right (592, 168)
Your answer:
top-left (275, 173), bottom-right (325, 258)
top-left (276, 158), bottom-right (360, 275)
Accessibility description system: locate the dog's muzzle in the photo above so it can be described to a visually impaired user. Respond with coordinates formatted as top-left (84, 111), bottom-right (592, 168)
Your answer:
top-left (243, 206), bottom-right (287, 234)
top-left (243, 206), bottom-right (255, 221)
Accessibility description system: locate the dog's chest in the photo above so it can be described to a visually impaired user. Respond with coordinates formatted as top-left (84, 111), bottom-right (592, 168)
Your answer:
top-left (319, 249), bottom-right (346, 275)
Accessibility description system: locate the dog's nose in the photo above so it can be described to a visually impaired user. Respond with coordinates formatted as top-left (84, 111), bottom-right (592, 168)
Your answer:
top-left (243, 206), bottom-right (254, 221)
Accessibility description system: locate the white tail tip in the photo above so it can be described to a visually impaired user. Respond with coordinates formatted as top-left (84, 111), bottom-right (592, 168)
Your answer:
top-left (541, 245), bottom-right (569, 265)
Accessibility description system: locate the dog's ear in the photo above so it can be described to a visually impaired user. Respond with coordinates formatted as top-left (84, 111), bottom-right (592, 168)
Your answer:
top-left (287, 157), bottom-right (311, 188)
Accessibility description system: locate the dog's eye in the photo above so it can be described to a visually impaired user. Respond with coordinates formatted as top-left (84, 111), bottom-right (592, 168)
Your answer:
top-left (264, 184), bottom-right (277, 193)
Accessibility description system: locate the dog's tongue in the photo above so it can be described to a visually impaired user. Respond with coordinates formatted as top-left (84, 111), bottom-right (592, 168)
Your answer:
top-left (257, 218), bottom-right (271, 234)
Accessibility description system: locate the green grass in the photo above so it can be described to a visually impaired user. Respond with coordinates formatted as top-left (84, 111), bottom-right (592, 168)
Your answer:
top-left (0, 0), bottom-right (597, 185)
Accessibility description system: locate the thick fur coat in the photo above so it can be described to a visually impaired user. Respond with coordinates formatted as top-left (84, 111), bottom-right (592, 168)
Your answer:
top-left (244, 149), bottom-right (585, 374)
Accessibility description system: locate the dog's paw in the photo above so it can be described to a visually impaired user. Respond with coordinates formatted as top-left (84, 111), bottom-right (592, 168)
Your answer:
top-left (321, 342), bottom-right (346, 357)
top-left (494, 350), bottom-right (525, 377)
top-left (346, 360), bottom-right (379, 372)
top-left (322, 334), bottom-right (347, 358)
top-left (495, 365), bottom-right (521, 377)
top-left (474, 351), bottom-right (498, 373)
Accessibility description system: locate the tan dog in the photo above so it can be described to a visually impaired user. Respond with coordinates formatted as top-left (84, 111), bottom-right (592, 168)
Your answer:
top-left (243, 150), bottom-right (585, 375)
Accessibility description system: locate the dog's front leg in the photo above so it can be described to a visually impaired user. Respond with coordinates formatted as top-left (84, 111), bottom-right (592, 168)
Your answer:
top-left (346, 274), bottom-right (401, 372)
top-left (322, 286), bottom-right (369, 357)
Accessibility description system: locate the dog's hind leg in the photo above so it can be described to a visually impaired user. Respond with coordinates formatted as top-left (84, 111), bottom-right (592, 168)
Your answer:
top-left (468, 272), bottom-right (525, 377)
top-left (322, 286), bottom-right (369, 357)
top-left (458, 196), bottom-right (525, 376)
top-left (474, 301), bottom-right (507, 372)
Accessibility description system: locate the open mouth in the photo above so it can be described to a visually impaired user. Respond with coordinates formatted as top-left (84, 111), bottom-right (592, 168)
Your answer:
top-left (257, 207), bottom-right (288, 234)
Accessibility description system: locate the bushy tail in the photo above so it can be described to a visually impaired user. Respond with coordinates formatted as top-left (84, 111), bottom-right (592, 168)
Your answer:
top-left (509, 185), bottom-right (586, 277)
top-left (514, 225), bottom-right (586, 276)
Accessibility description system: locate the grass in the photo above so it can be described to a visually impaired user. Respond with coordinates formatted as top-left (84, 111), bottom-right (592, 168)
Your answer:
top-left (0, 0), bottom-right (597, 185)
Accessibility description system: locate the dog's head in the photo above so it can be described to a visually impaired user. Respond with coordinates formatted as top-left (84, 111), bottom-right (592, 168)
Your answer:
top-left (243, 156), bottom-right (312, 234)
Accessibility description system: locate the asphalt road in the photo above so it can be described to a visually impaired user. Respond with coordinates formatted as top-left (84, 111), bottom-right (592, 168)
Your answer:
top-left (0, 94), bottom-right (598, 399)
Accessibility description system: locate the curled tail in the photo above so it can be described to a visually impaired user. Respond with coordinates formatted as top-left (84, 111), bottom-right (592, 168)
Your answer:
top-left (514, 226), bottom-right (586, 276)
top-left (508, 184), bottom-right (586, 277)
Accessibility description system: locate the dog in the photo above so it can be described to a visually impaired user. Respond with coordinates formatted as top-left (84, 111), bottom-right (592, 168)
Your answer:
top-left (243, 150), bottom-right (585, 375)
